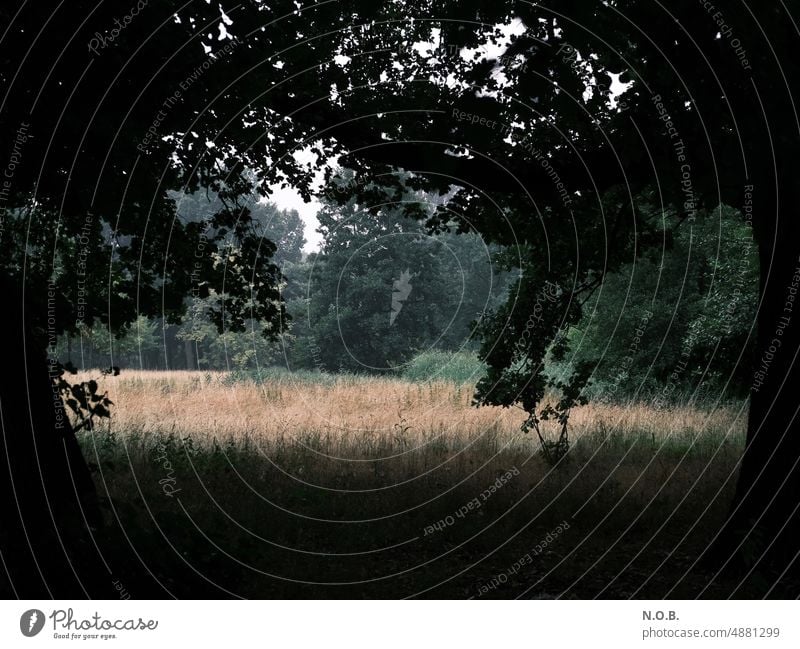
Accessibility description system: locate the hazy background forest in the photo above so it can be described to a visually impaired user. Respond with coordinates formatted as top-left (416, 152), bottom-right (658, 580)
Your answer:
top-left (56, 190), bottom-right (757, 406)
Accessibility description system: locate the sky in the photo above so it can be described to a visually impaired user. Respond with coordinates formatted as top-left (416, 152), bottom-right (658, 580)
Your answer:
top-left (268, 183), bottom-right (323, 253)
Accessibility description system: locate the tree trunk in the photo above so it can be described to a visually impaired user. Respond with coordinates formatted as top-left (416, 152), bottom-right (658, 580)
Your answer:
top-left (713, 178), bottom-right (800, 578)
top-left (0, 277), bottom-right (106, 597)
top-left (184, 338), bottom-right (195, 370)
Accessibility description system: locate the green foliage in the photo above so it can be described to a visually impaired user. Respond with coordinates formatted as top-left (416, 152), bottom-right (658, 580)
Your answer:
top-left (286, 187), bottom-right (512, 373)
top-left (401, 351), bottom-right (486, 384)
top-left (176, 294), bottom-right (287, 371)
top-left (548, 205), bottom-right (758, 403)
top-left (171, 190), bottom-right (306, 267)
top-left (522, 360), bottom-right (593, 465)
top-left (1, 0), bottom-right (785, 417)
top-left (3, 0), bottom-right (796, 584)
top-left (55, 316), bottom-right (161, 369)
top-left (52, 191), bottom-right (309, 372)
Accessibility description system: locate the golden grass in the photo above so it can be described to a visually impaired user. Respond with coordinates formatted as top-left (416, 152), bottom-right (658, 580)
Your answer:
top-left (76, 370), bottom-right (752, 598)
top-left (79, 369), bottom-right (746, 455)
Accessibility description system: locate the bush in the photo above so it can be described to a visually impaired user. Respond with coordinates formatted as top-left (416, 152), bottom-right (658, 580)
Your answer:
top-left (400, 350), bottom-right (486, 384)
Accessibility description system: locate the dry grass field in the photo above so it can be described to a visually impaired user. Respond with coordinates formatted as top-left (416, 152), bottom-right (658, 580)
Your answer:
top-left (83, 369), bottom-right (745, 450)
top-left (71, 369), bottom-right (775, 599)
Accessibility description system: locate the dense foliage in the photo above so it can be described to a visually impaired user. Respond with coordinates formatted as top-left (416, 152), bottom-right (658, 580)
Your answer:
top-left (549, 205), bottom-right (758, 403)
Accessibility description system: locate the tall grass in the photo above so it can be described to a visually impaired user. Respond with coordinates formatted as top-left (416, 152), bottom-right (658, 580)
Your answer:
top-left (77, 368), bottom-right (744, 452)
top-left (68, 369), bottom-right (769, 598)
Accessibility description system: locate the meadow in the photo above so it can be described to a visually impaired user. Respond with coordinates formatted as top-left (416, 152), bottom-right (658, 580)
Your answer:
top-left (73, 367), bottom-right (787, 599)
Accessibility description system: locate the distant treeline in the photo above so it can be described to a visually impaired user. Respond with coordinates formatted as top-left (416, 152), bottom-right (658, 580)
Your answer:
top-left (57, 190), bottom-right (758, 401)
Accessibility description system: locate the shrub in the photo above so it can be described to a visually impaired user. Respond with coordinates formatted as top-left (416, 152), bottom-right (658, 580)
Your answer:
top-left (400, 350), bottom-right (486, 384)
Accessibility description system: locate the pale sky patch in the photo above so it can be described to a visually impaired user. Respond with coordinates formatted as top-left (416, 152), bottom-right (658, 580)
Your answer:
top-left (266, 185), bottom-right (323, 252)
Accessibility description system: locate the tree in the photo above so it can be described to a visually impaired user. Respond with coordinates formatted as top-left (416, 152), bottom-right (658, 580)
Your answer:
top-left (56, 315), bottom-right (162, 370)
top-left (172, 192), bottom-right (306, 370)
top-left (0, 0), bottom-right (292, 595)
top-left (551, 204), bottom-right (758, 403)
top-left (288, 185), bottom-right (512, 373)
top-left (173, 190), bottom-right (306, 267)
top-left (177, 292), bottom-right (286, 370)
top-left (2, 0), bottom-right (798, 592)
top-left (284, 0), bottom-right (800, 576)
top-left (237, 0), bottom-right (795, 573)
top-left (298, 195), bottom-right (449, 372)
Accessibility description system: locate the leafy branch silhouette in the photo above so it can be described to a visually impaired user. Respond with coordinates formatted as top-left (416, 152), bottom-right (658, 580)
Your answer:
top-left (53, 362), bottom-right (119, 432)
